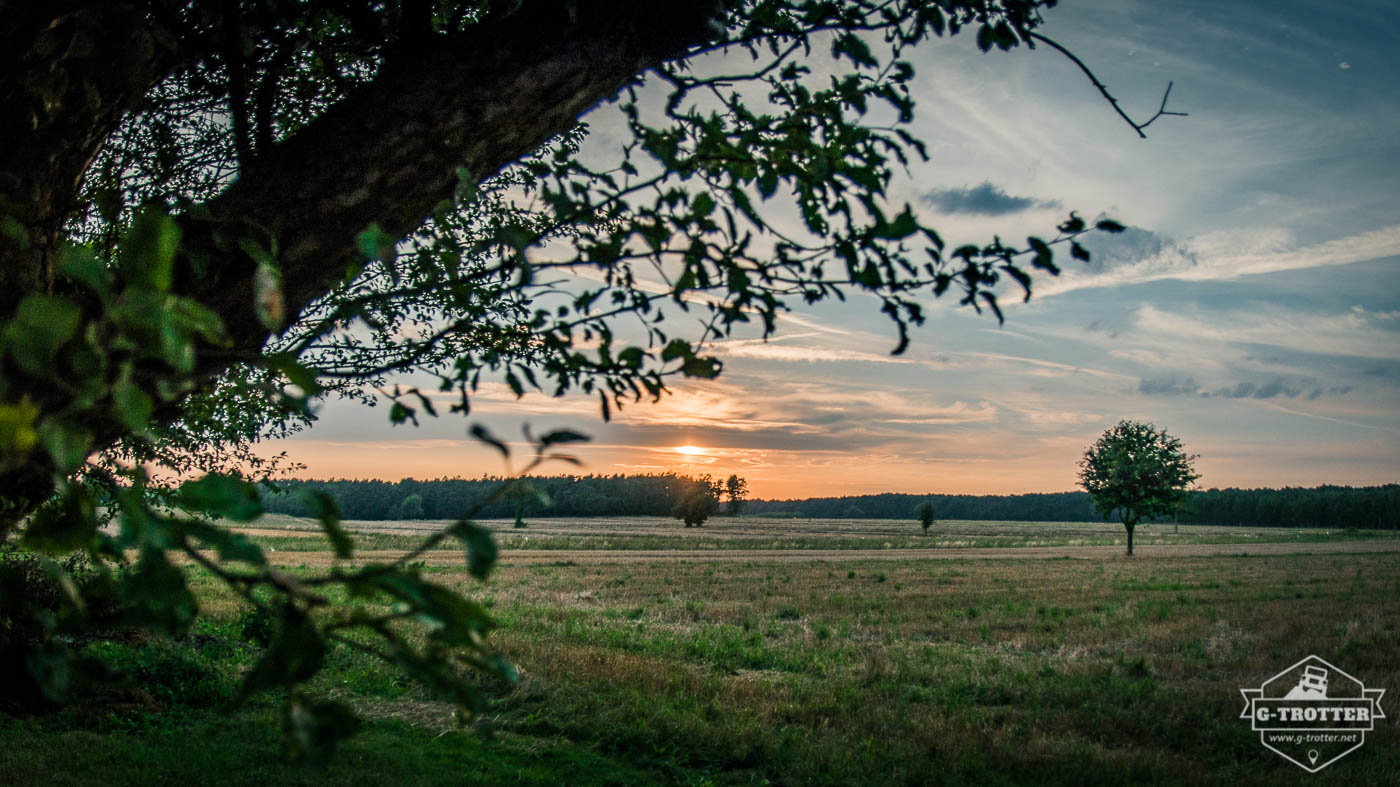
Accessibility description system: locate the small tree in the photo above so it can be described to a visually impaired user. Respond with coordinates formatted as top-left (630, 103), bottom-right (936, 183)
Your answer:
top-left (673, 478), bottom-right (720, 528)
top-left (914, 501), bottom-right (936, 535)
top-left (724, 475), bottom-right (749, 515)
top-left (396, 493), bottom-right (424, 520)
top-left (1078, 420), bottom-right (1199, 555)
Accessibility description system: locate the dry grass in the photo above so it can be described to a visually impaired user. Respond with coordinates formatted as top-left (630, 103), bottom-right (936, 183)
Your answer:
top-left (238, 514), bottom-right (1395, 554)
top-left (444, 551), bottom-right (1400, 784)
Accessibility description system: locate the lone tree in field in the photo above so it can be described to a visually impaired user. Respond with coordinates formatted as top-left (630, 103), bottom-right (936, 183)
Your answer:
top-left (0, 0), bottom-right (1182, 757)
top-left (673, 478), bottom-right (721, 528)
top-left (1078, 421), bottom-right (1199, 556)
top-left (914, 501), bottom-right (937, 535)
top-left (724, 475), bottom-right (750, 516)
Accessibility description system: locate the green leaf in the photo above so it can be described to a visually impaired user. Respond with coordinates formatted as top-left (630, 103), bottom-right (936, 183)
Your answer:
top-left (168, 297), bottom-right (230, 346)
top-left (617, 346), bottom-right (644, 369)
top-left (95, 187), bottom-right (123, 224)
top-left (178, 473), bottom-right (264, 522)
top-left (469, 424), bottom-right (510, 460)
top-left (1095, 219), bottom-right (1127, 233)
top-left (450, 520), bottom-right (498, 580)
top-left (22, 484), bottom-right (99, 553)
top-left (283, 691), bottom-right (361, 768)
top-left (58, 246), bottom-right (114, 299)
top-left (356, 223), bottom-right (397, 263)
top-left (122, 209), bottom-right (181, 292)
top-left (7, 294), bottom-right (81, 355)
top-left (680, 355), bottom-right (722, 379)
top-left (304, 490), bottom-right (352, 559)
top-left (976, 24), bottom-right (995, 52)
top-left (833, 32), bottom-right (877, 67)
top-left (111, 380), bottom-right (154, 432)
top-left (36, 419), bottom-right (93, 474)
top-left (238, 604), bottom-right (326, 700)
top-left (180, 519), bottom-right (267, 565)
top-left (1027, 236), bottom-right (1058, 274)
top-left (0, 399), bottom-right (40, 460)
top-left (756, 170), bottom-right (779, 200)
top-left (1070, 241), bottom-right (1091, 262)
top-left (660, 339), bottom-right (691, 362)
top-left (539, 429), bottom-right (590, 447)
top-left (120, 548), bottom-right (199, 635)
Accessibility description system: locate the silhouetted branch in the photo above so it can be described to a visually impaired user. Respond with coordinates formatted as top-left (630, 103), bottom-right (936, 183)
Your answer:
top-left (1028, 32), bottom-right (1187, 139)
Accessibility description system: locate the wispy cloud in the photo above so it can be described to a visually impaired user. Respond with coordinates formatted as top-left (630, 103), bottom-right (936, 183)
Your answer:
top-left (1037, 224), bottom-right (1400, 297)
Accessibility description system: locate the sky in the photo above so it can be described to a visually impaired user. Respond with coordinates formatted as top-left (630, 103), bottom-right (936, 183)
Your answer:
top-left (256, 0), bottom-right (1400, 499)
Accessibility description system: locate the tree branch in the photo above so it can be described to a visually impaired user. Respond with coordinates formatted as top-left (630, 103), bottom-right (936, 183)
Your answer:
top-left (180, 2), bottom-right (729, 357)
top-left (1028, 32), bottom-right (1186, 139)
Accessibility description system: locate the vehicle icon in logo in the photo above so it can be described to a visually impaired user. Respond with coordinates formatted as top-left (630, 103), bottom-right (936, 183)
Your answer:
top-left (1240, 655), bottom-right (1386, 772)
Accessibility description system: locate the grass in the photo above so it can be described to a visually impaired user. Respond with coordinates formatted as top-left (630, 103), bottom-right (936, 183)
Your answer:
top-left (4, 538), bottom-right (1399, 784)
top-left (239, 514), bottom-right (1396, 553)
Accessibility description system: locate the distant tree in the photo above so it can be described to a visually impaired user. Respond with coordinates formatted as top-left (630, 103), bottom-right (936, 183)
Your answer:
top-left (724, 475), bottom-right (749, 515)
top-left (914, 501), bottom-right (936, 535)
top-left (673, 478), bottom-right (720, 528)
top-left (1078, 421), bottom-right (1199, 555)
top-left (396, 493), bottom-right (424, 520)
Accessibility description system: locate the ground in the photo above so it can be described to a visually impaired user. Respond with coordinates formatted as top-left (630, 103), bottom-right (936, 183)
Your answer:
top-left (2, 518), bottom-right (1397, 785)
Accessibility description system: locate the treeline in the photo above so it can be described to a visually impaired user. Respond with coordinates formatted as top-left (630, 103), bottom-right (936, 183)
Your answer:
top-left (262, 474), bottom-right (716, 521)
top-left (261, 476), bottom-right (1400, 530)
top-left (748, 485), bottom-right (1400, 529)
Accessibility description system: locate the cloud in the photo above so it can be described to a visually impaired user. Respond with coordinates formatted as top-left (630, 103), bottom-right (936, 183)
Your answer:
top-left (1036, 224), bottom-right (1400, 298)
top-left (1208, 379), bottom-right (1308, 400)
top-left (919, 181), bottom-right (1060, 216)
top-left (1251, 379), bottom-right (1301, 399)
top-left (1138, 377), bottom-right (1201, 396)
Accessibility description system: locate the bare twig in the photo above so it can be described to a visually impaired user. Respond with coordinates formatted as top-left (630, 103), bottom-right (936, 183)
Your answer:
top-left (1028, 32), bottom-right (1187, 139)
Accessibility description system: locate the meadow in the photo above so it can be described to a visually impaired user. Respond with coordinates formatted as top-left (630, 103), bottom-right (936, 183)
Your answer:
top-left (240, 514), bottom-right (1392, 553)
top-left (2, 518), bottom-right (1397, 785)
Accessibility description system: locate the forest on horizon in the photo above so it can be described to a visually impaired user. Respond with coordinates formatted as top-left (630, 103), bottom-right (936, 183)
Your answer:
top-left (259, 475), bottom-right (1400, 530)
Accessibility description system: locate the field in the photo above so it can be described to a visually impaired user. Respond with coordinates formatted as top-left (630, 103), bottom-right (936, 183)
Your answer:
top-left (241, 514), bottom-right (1394, 552)
top-left (3, 518), bottom-right (1398, 785)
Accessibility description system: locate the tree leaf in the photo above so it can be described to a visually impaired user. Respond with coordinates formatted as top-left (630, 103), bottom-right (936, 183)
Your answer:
top-left (469, 424), bottom-right (509, 460)
top-left (449, 520), bottom-right (498, 580)
top-left (539, 429), bottom-right (590, 447)
top-left (283, 691), bottom-right (361, 768)
top-left (122, 209), bottom-right (180, 292)
top-left (178, 473), bottom-right (264, 522)
top-left (305, 490), bottom-right (352, 559)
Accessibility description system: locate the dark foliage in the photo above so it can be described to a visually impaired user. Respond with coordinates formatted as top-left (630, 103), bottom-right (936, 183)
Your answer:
top-left (264, 477), bottom-right (1400, 530)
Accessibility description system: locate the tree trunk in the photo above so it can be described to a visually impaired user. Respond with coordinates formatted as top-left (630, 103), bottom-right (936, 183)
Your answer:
top-left (1125, 522), bottom-right (1135, 556)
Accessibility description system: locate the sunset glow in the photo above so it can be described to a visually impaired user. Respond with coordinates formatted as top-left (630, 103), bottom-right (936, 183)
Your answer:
top-left (257, 1), bottom-right (1400, 498)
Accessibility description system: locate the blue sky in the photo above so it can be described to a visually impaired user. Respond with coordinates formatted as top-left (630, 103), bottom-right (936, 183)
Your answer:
top-left (259, 0), bottom-right (1400, 498)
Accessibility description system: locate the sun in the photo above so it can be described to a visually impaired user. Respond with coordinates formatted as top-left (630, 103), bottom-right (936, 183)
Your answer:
top-left (673, 444), bottom-right (707, 456)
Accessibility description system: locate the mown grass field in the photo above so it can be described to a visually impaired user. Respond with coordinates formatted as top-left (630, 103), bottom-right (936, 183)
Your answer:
top-left (238, 514), bottom-right (1395, 553)
top-left (3, 520), bottom-right (1398, 785)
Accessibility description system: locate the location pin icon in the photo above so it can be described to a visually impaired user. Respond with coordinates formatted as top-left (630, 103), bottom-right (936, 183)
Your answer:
top-left (1307, 750), bottom-right (1319, 765)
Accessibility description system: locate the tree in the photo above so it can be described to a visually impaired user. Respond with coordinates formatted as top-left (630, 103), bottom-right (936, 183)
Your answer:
top-left (1078, 420), bottom-right (1199, 556)
top-left (0, 0), bottom-right (1178, 757)
top-left (396, 493), bottom-right (424, 520)
top-left (723, 474), bottom-right (749, 515)
top-left (673, 476), bottom-right (721, 527)
top-left (914, 500), bottom-right (936, 535)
